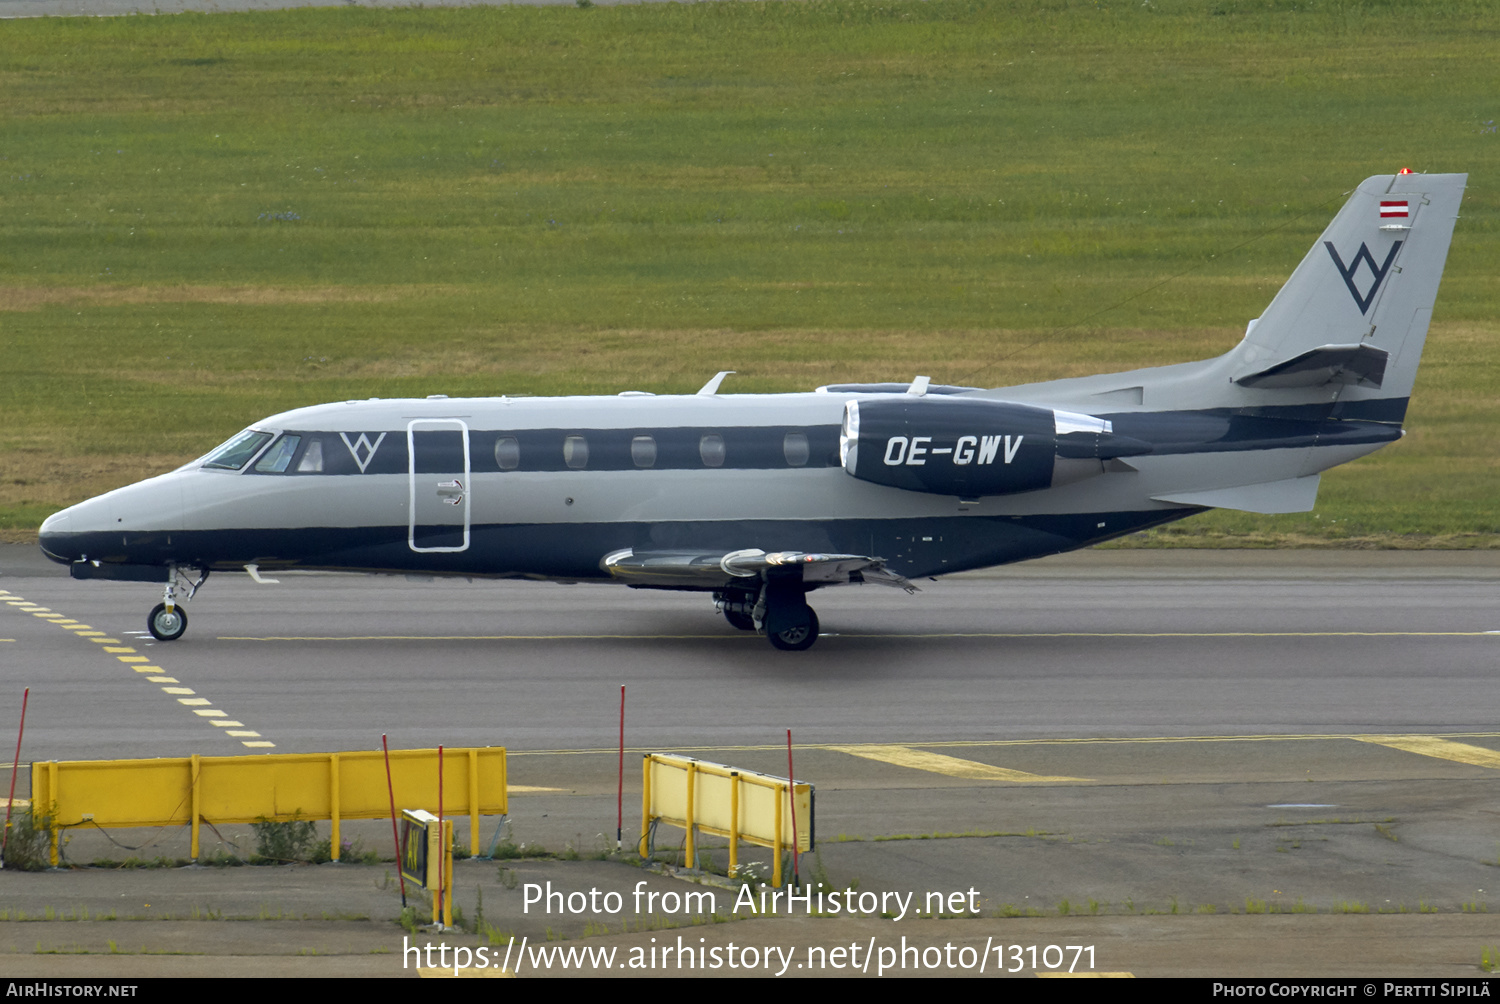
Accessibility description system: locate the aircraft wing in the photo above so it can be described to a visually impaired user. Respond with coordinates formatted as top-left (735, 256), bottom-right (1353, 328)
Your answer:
top-left (600, 548), bottom-right (917, 592)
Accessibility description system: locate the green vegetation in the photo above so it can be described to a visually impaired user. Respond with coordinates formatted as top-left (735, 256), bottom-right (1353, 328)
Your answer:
top-left (1, 0), bottom-right (1497, 542)
top-left (1, 807), bottom-right (51, 872)
top-left (250, 813), bottom-right (318, 863)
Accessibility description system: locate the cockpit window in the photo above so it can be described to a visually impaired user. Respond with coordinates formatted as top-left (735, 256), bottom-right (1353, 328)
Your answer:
top-left (297, 438), bottom-right (324, 472)
top-left (202, 430), bottom-right (274, 471)
top-left (253, 435), bottom-right (302, 473)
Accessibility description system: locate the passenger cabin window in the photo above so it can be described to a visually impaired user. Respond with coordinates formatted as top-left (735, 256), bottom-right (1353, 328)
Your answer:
top-left (631, 436), bottom-right (657, 468)
top-left (699, 434), bottom-right (726, 468)
top-left (495, 437), bottom-right (520, 471)
top-left (563, 435), bottom-right (589, 470)
top-left (783, 432), bottom-right (810, 467)
top-left (203, 430), bottom-right (273, 471)
top-left (254, 435), bottom-right (302, 473)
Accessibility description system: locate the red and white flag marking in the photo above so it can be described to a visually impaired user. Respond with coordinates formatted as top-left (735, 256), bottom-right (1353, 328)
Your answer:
top-left (1380, 200), bottom-right (1409, 218)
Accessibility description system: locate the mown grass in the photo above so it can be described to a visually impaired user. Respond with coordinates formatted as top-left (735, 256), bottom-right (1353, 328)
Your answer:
top-left (1, 0), bottom-right (1497, 542)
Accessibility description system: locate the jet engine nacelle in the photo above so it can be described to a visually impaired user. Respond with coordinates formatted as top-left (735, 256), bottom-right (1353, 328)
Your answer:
top-left (840, 397), bottom-right (1150, 498)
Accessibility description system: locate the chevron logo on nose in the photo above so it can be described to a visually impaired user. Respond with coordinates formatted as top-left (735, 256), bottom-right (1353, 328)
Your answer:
top-left (1325, 240), bottom-right (1402, 314)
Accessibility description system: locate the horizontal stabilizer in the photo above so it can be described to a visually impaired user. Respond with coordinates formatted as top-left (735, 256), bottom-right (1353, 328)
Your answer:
top-left (601, 548), bottom-right (915, 592)
top-left (1152, 475), bottom-right (1321, 514)
top-left (1235, 343), bottom-right (1389, 389)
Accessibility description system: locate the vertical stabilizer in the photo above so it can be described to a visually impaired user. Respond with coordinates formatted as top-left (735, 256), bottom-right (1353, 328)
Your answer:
top-left (1232, 172), bottom-right (1466, 409)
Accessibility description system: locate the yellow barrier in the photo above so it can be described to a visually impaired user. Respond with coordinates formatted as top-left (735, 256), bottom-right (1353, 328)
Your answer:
top-left (401, 810), bottom-right (455, 929)
top-left (30, 747), bottom-right (506, 866)
top-left (641, 754), bottom-right (812, 888)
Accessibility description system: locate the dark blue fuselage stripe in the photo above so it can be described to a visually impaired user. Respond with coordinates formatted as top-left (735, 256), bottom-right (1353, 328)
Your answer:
top-left (41, 509), bottom-right (1198, 582)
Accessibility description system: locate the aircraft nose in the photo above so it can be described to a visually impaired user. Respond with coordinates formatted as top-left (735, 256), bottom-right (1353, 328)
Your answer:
top-left (38, 509), bottom-right (77, 564)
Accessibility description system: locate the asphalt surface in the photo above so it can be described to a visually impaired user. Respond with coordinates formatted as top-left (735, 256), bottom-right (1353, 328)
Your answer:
top-left (3, 545), bottom-right (1499, 978)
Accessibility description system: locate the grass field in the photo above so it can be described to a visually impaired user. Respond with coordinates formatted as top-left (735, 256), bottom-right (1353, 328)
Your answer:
top-left (1, 0), bottom-right (1496, 544)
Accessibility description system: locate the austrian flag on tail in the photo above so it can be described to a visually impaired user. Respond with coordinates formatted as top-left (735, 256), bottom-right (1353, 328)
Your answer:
top-left (1380, 200), bottom-right (1409, 218)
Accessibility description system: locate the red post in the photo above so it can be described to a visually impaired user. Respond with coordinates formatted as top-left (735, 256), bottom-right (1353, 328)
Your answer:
top-left (3, 688), bottom-right (29, 867)
top-left (437, 744), bottom-right (445, 927)
top-left (787, 729), bottom-right (799, 890)
top-left (617, 685), bottom-right (625, 852)
top-left (382, 734), bottom-right (406, 907)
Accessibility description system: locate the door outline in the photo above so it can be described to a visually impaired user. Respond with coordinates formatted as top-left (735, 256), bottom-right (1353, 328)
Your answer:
top-left (407, 418), bottom-right (471, 553)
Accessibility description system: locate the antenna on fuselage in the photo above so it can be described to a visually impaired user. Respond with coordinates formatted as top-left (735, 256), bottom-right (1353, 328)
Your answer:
top-left (696, 371), bottom-right (735, 396)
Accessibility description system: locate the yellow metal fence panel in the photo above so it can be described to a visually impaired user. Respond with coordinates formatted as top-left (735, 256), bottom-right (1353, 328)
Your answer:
top-left (30, 758), bottom-right (192, 829)
top-left (29, 747), bottom-right (507, 863)
top-left (644, 754), bottom-right (811, 852)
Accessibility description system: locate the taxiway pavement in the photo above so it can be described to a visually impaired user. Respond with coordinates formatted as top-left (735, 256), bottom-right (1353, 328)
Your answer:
top-left (2, 546), bottom-right (1498, 977)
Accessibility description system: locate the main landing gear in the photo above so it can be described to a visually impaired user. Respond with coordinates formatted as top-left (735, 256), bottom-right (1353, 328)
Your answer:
top-left (147, 565), bottom-right (208, 642)
top-left (767, 607), bottom-right (819, 652)
top-left (715, 581), bottom-right (821, 651)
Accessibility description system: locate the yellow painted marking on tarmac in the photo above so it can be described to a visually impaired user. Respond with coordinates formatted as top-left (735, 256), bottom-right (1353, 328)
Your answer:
top-left (511, 731), bottom-right (1500, 758)
top-left (509, 785), bottom-right (565, 793)
top-left (1357, 735), bottom-right (1500, 770)
top-left (1, 799), bottom-right (30, 809)
top-left (829, 744), bottom-right (1091, 783)
top-left (1036, 972), bottom-right (1134, 978)
top-left (418, 967), bottom-right (514, 979)
top-left (242, 741), bottom-right (276, 748)
top-left (226, 731), bottom-right (261, 737)
top-left (0, 639), bottom-right (13, 643)
top-left (37, 606), bottom-right (280, 750)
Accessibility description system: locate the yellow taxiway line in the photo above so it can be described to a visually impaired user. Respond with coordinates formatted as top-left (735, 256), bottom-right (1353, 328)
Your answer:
top-left (827, 744), bottom-right (1091, 783)
top-left (1356, 735), bottom-right (1500, 770)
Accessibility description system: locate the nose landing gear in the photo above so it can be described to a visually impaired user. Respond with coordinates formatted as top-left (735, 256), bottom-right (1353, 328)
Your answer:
top-left (146, 565), bottom-right (208, 642)
top-left (148, 602), bottom-right (187, 642)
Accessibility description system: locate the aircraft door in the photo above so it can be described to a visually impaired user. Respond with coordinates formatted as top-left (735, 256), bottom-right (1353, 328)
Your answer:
top-left (407, 419), bottom-right (470, 553)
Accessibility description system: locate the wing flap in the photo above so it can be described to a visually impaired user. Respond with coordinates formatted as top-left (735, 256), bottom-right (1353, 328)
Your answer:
top-left (601, 548), bottom-right (916, 592)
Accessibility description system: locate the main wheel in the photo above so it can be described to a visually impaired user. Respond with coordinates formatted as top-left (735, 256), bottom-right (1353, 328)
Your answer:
top-left (723, 608), bottom-right (756, 631)
top-left (148, 602), bottom-right (188, 642)
top-left (767, 607), bottom-right (819, 651)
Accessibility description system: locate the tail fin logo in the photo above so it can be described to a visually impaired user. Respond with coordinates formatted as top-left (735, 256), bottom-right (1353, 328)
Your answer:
top-left (1324, 240), bottom-right (1402, 315)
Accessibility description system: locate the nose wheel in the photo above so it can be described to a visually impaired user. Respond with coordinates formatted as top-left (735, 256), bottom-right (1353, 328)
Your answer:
top-left (148, 602), bottom-right (188, 642)
top-left (146, 565), bottom-right (206, 641)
